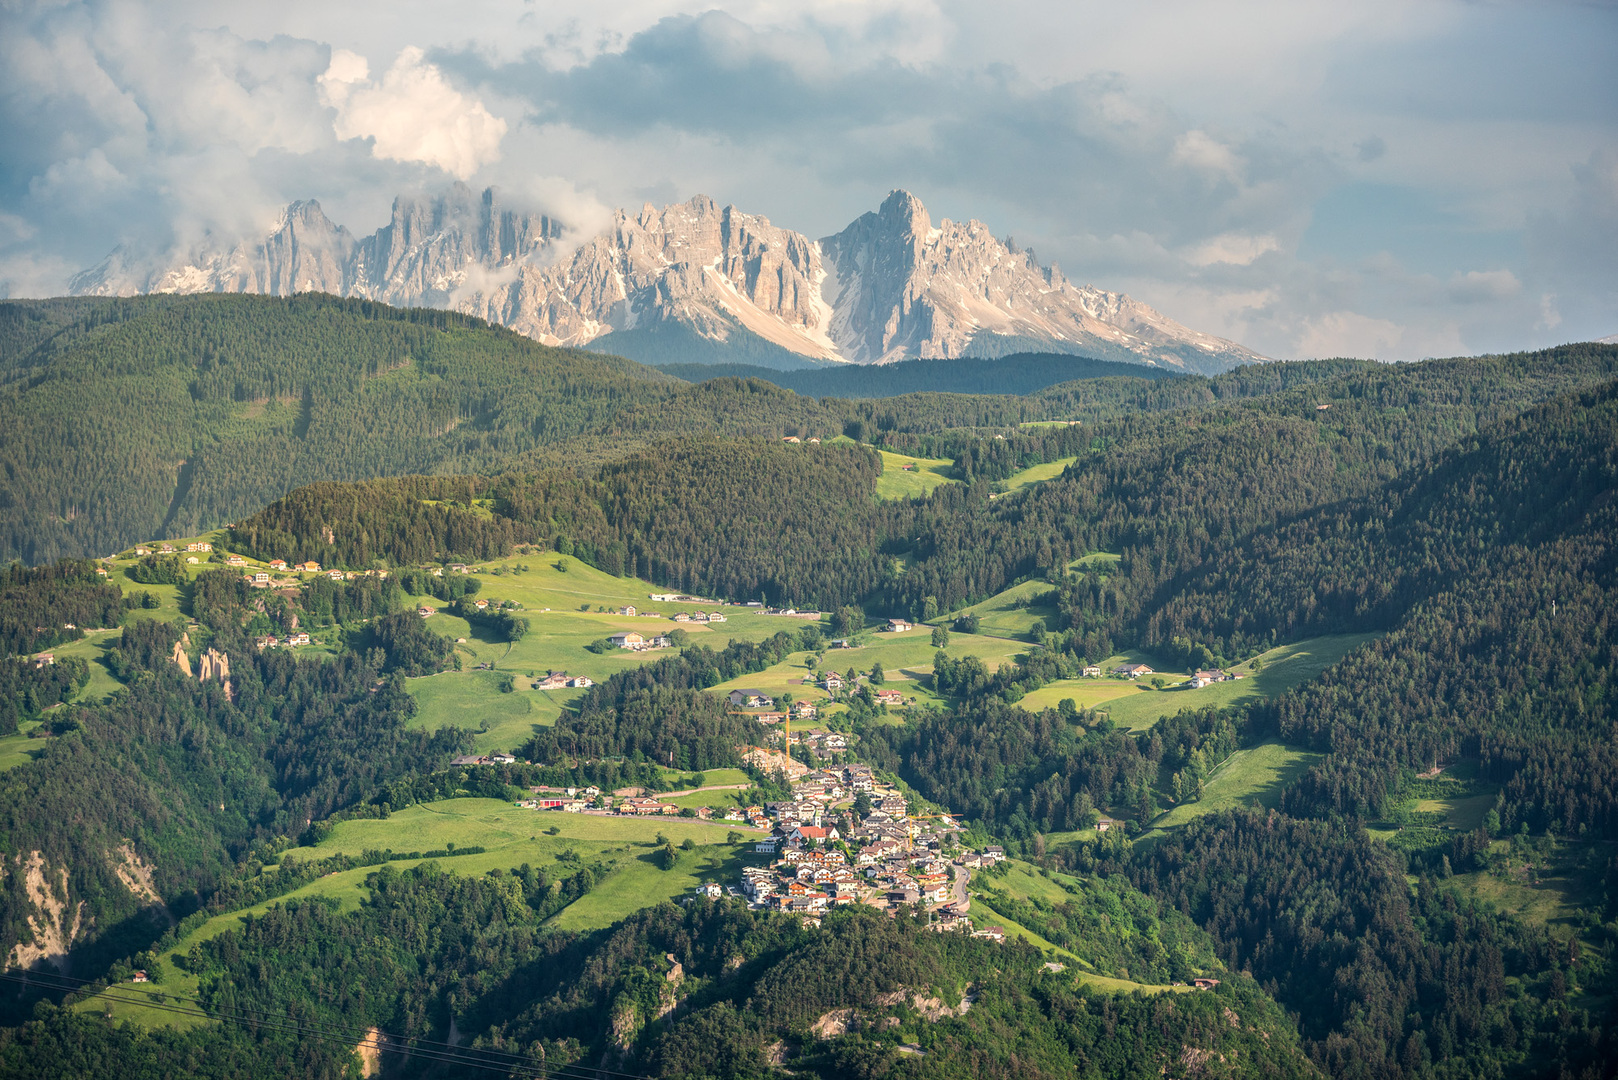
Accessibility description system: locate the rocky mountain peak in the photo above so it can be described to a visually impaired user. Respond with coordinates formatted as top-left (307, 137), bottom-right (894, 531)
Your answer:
top-left (70, 186), bottom-right (1268, 373)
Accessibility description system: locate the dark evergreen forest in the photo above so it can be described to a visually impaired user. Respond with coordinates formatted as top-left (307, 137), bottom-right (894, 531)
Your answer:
top-left (4, 883), bottom-right (1317, 1080)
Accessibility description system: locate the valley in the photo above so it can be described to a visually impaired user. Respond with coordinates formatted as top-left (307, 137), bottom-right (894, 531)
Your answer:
top-left (1, 318), bottom-right (1616, 1080)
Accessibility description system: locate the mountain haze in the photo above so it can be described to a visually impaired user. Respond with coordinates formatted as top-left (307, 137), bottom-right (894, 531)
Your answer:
top-left (72, 186), bottom-right (1268, 374)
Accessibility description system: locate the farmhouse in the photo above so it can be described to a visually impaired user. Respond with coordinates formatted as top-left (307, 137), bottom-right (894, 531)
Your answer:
top-left (418, 606), bottom-right (436, 617)
top-left (1082, 664), bottom-right (1102, 678)
top-left (821, 672), bottom-right (845, 691)
top-left (187, 542), bottom-right (211, 552)
top-left (728, 689), bottom-right (774, 709)
top-left (618, 606), bottom-right (636, 616)
top-left (1111, 663), bottom-right (1154, 679)
top-left (886, 618), bottom-right (913, 633)
top-left (567, 676), bottom-right (594, 688)
top-left (609, 631), bottom-right (644, 648)
top-left (875, 689), bottom-right (905, 707)
top-left (269, 559), bottom-right (288, 571)
top-left (298, 561), bottom-right (321, 573)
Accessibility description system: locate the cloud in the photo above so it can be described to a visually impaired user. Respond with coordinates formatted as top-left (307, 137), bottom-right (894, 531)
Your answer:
top-left (1184, 232), bottom-right (1280, 267)
top-left (0, 0), bottom-right (1612, 359)
top-left (320, 47), bottom-right (507, 179)
top-left (1446, 268), bottom-right (1519, 304)
top-left (1172, 131), bottom-right (1246, 182)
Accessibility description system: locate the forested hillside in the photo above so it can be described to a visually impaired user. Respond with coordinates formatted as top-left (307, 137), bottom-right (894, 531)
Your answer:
top-left (0, 291), bottom-right (1419, 567)
top-left (0, 570), bottom-right (469, 978)
top-left (233, 343), bottom-right (1618, 627)
top-left (660, 351), bottom-right (1182, 397)
top-left (6, 318), bottom-right (1618, 1080)
top-left (855, 372), bottom-right (1618, 1079)
top-left (8, 889), bottom-right (1317, 1080)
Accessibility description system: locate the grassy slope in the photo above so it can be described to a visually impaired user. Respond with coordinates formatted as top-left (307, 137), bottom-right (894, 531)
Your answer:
top-left (973, 860), bottom-right (1195, 995)
top-left (402, 555), bottom-right (838, 753)
top-left (1145, 742), bottom-right (1324, 835)
top-left (1099, 632), bottom-right (1379, 731)
top-left (996, 456), bottom-right (1077, 494)
top-left (80, 799), bottom-right (763, 1028)
top-left (874, 450), bottom-right (957, 500)
top-left (938, 579), bottom-right (1058, 640)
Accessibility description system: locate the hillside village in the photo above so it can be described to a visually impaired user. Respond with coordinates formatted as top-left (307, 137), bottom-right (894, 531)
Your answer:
top-left (57, 530), bottom-right (1221, 950)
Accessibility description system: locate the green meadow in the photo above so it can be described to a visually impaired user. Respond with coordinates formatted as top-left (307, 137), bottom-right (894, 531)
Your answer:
top-left (971, 860), bottom-right (1194, 995)
top-left (1145, 741), bottom-right (1323, 835)
top-left (0, 722), bottom-right (46, 772)
top-left (1098, 632), bottom-right (1378, 730)
top-left (386, 555), bottom-right (817, 752)
top-left (80, 799), bottom-right (761, 1028)
top-left (1068, 551), bottom-right (1121, 574)
top-left (874, 450), bottom-right (957, 500)
top-left (938, 579), bottom-right (1059, 640)
top-left (996, 456), bottom-right (1077, 494)
top-left (1016, 679), bottom-right (1147, 714)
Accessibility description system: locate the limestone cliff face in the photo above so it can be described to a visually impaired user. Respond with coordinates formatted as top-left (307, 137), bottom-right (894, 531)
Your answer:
top-left (819, 190), bottom-right (1260, 371)
top-left (71, 188), bottom-right (1265, 373)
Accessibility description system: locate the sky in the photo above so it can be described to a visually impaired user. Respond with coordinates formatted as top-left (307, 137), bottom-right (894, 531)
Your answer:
top-left (1, 0), bottom-right (1614, 360)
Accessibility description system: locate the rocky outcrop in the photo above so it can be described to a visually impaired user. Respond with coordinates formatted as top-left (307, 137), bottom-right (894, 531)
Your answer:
top-left (198, 647), bottom-right (233, 701)
top-left (6, 852), bottom-right (85, 973)
top-left (170, 636), bottom-right (193, 677)
top-left (72, 188), bottom-right (1266, 373)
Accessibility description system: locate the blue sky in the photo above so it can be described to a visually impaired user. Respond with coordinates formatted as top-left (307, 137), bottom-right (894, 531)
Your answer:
top-left (1, 0), bottom-right (1613, 359)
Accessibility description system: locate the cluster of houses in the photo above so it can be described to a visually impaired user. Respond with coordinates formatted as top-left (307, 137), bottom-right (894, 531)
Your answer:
top-left (607, 631), bottom-right (674, 651)
top-left (1083, 662), bottom-right (1245, 686)
top-left (253, 632), bottom-right (312, 650)
top-left (762, 607), bottom-right (822, 619)
top-left (1190, 669), bottom-right (1241, 688)
top-left (724, 763), bottom-right (1004, 930)
top-left (533, 671), bottom-right (594, 690)
top-left (614, 605), bottom-right (728, 624)
top-left (451, 752), bottom-right (518, 767)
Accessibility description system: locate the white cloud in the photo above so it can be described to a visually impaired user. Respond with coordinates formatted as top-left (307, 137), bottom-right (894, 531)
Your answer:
top-left (1184, 232), bottom-right (1279, 267)
top-left (320, 46), bottom-right (507, 179)
top-left (1171, 130), bottom-right (1246, 181)
top-left (1446, 268), bottom-right (1518, 304)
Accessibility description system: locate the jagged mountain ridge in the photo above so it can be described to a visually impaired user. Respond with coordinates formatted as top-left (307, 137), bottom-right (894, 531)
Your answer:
top-left (72, 186), bottom-right (1267, 373)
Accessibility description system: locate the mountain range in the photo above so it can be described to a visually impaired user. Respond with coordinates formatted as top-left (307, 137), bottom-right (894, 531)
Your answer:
top-left (70, 186), bottom-right (1267, 374)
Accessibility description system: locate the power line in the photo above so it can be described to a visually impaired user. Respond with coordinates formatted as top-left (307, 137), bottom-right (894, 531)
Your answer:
top-left (1, 969), bottom-right (654, 1080)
